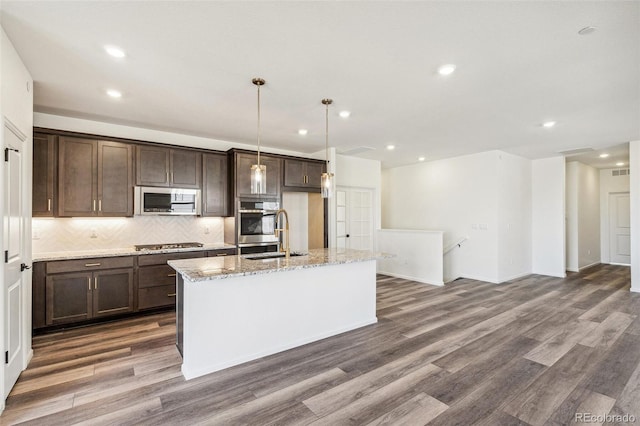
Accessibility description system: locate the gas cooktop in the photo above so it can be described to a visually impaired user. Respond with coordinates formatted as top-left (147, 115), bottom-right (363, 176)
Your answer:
top-left (134, 242), bottom-right (204, 251)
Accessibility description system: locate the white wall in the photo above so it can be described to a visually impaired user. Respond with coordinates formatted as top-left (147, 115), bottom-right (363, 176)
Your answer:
top-left (1, 26), bottom-right (34, 408)
top-left (599, 167), bottom-right (630, 263)
top-left (579, 162), bottom-right (601, 269)
top-left (531, 157), bottom-right (565, 277)
top-left (566, 161), bottom-right (601, 272)
top-left (630, 140), bottom-right (640, 292)
top-left (382, 151), bottom-right (501, 282)
top-left (565, 162), bottom-right (579, 271)
top-left (497, 152), bottom-right (532, 282)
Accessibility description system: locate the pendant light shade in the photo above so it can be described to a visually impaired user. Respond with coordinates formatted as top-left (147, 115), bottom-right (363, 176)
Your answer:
top-left (321, 98), bottom-right (334, 198)
top-left (251, 77), bottom-right (267, 195)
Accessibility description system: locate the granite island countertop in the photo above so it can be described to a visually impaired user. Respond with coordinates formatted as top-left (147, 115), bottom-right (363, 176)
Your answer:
top-left (32, 242), bottom-right (237, 262)
top-left (168, 248), bottom-right (392, 282)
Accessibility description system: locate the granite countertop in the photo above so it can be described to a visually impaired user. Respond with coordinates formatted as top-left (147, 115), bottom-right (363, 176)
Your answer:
top-left (32, 242), bottom-right (237, 262)
top-left (168, 248), bottom-right (392, 282)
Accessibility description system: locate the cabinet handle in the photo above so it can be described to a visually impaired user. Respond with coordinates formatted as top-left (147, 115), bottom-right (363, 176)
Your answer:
top-left (167, 293), bottom-right (177, 297)
top-left (88, 277), bottom-right (91, 291)
top-left (94, 277), bottom-right (98, 290)
top-left (171, 172), bottom-right (174, 183)
top-left (216, 253), bottom-right (228, 257)
top-left (93, 200), bottom-right (96, 212)
top-left (166, 172), bottom-right (170, 183)
top-left (167, 273), bottom-right (177, 277)
top-left (47, 198), bottom-right (51, 212)
top-left (85, 262), bottom-right (101, 267)
top-left (98, 200), bottom-right (102, 212)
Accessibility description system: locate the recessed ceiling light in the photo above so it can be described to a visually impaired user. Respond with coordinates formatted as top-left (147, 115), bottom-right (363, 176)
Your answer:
top-left (616, 162), bottom-right (625, 167)
top-left (438, 64), bottom-right (456, 76)
top-left (339, 111), bottom-right (351, 118)
top-left (298, 129), bottom-right (308, 136)
top-left (578, 26), bottom-right (597, 35)
top-left (386, 145), bottom-right (395, 151)
top-left (104, 45), bottom-right (126, 58)
top-left (106, 89), bottom-right (122, 98)
top-left (418, 156), bottom-right (425, 162)
top-left (542, 121), bottom-right (556, 128)
top-left (599, 153), bottom-right (610, 158)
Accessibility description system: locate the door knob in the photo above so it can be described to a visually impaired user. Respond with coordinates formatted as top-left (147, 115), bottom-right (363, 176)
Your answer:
top-left (346, 234), bottom-right (350, 238)
top-left (20, 263), bottom-right (31, 272)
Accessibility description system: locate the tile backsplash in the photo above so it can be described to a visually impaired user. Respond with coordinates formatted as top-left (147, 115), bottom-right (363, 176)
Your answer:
top-left (32, 216), bottom-right (225, 253)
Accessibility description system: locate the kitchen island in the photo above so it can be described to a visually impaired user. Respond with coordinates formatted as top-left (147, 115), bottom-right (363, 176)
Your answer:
top-left (168, 248), bottom-right (389, 380)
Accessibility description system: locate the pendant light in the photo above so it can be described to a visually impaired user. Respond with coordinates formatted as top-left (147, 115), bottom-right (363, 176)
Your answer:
top-left (251, 77), bottom-right (266, 194)
top-left (321, 98), bottom-right (334, 198)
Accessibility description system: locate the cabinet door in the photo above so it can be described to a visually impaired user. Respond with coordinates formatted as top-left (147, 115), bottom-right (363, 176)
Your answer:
top-left (33, 133), bottom-right (56, 217)
top-left (58, 137), bottom-right (97, 216)
top-left (45, 272), bottom-right (93, 325)
top-left (236, 153), bottom-right (281, 198)
top-left (283, 159), bottom-right (306, 187)
top-left (93, 268), bottom-right (134, 317)
top-left (305, 162), bottom-right (324, 188)
top-left (171, 149), bottom-right (201, 188)
top-left (136, 145), bottom-right (170, 187)
top-left (98, 141), bottom-right (133, 216)
top-left (202, 153), bottom-right (228, 216)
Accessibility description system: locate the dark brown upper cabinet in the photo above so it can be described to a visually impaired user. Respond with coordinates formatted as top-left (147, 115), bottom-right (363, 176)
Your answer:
top-left (283, 159), bottom-right (324, 190)
top-left (33, 132), bottom-right (57, 217)
top-left (136, 145), bottom-right (201, 189)
top-left (202, 152), bottom-right (229, 216)
top-left (58, 137), bottom-right (133, 217)
top-left (234, 152), bottom-right (281, 199)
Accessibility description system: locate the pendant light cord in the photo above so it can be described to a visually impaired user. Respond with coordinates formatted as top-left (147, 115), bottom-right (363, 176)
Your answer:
top-left (325, 101), bottom-right (329, 170)
top-left (257, 82), bottom-right (261, 167)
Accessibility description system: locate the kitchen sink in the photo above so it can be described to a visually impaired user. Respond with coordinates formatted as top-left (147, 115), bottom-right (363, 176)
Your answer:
top-left (244, 252), bottom-right (307, 260)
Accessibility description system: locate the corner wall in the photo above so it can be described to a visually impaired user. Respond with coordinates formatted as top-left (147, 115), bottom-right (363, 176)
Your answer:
top-left (565, 161), bottom-right (601, 272)
top-left (630, 140), bottom-right (640, 292)
top-left (497, 152), bottom-right (532, 282)
top-left (531, 157), bottom-right (565, 276)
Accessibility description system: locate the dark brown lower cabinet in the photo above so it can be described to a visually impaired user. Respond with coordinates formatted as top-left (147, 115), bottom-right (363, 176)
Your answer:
top-left (93, 268), bottom-right (134, 317)
top-left (42, 257), bottom-right (134, 327)
top-left (45, 272), bottom-right (93, 325)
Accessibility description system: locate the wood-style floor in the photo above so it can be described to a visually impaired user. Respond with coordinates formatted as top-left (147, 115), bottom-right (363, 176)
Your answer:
top-left (2, 264), bottom-right (640, 425)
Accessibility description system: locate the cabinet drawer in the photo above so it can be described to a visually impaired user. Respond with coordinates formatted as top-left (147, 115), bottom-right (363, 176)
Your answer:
top-left (138, 265), bottom-right (176, 288)
top-left (137, 251), bottom-right (205, 266)
top-left (138, 284), bottom-right (176, 310)
top-left (206, 248), bottom-right (237, 257)
top-left (47, 256), bottom-right (134, 274)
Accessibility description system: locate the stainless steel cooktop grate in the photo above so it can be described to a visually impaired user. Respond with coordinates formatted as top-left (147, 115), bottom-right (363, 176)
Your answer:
top-left (134, 242), bottom-right (204, 251)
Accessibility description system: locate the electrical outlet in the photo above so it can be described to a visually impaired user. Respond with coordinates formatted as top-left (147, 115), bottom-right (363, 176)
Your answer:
top-left (204, 226), bottom-right (210, 234)
top-left (90, 228), bottom-right (98, 239)
top-left (32, 229), bottom-right (40, 240)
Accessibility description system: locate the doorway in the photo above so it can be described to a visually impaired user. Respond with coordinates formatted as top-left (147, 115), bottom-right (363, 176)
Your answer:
top-left (609, 192), bottom-right (630, 265)
top-left (336, 186), bottom-right (374, 251)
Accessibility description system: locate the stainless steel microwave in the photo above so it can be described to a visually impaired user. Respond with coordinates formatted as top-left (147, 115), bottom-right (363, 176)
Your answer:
top-left (134, 186), bottom-right (201, 216)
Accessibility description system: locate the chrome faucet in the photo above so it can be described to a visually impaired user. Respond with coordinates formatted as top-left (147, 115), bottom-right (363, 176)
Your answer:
top-left (274, 209), bottom-right (290, 259)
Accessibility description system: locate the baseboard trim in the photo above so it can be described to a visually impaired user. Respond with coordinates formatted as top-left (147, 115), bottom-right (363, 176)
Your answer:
top-left (376, 270), bottom-right (444, 286)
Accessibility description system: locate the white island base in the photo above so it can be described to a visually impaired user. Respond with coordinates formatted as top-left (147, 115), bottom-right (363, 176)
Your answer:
top-left (175, 259), bottom-right (377, 380)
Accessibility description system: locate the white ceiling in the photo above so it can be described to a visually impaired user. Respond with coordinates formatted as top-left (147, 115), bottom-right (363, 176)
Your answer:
top-left (1, 1), bottom-right (639, 169)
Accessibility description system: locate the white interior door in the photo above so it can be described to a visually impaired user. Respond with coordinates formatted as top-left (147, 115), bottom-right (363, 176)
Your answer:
top-left (3, 124), bottom-right (25, 397)
top-left (336, 187), bottom-right (374, 251)
top-left (609, 192), bottom-right (631, 265)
